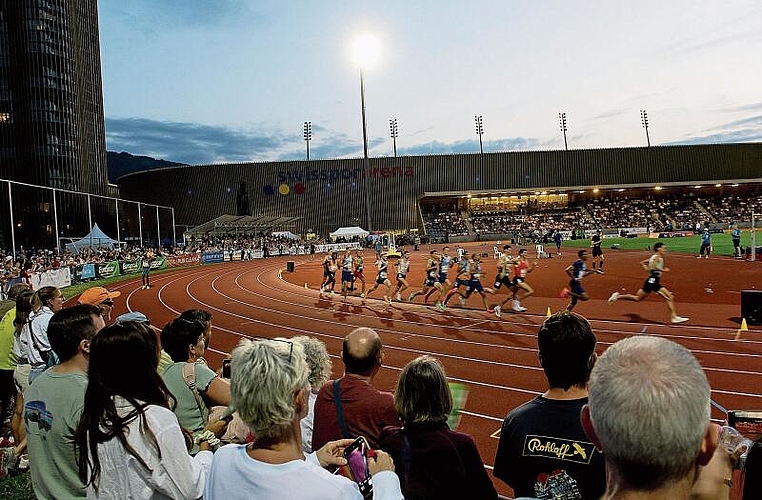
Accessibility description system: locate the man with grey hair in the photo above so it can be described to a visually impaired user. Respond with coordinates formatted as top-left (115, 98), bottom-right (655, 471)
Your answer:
top-left (580, 336), bottom-right (731, 499)
top-left (312, 327), bottom-right (400, 450)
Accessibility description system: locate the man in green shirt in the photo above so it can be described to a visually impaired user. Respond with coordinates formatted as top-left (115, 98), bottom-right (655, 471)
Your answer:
top-left (0, 284), bottom-right (27, 428)
top-left (24, 304), bottom-right (105, 499)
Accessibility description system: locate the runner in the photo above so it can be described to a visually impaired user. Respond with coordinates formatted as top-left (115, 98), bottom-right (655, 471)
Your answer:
top-left (425, 246), bottom-right (453, 304)
top-left (408, 250), bottom-right (445, 311)
top-left (442, 250), bottom-right (472, 309)
top-left (607, 242), bottom-right (689, 324)
top-left (493, 248), bottom-right (535, 317)
top-left (590, 229), bottom-right (604, 274)
top-left (362, 252), bottom-right (393, 305)
top-left (561, 249), bottom-right (593, 311)
top-left (491, 245), bottom-right (518, 317)
top-left (391, 251), bottom-right (411, 301)
top-left (340, 249), bottom-right (354, 300)
top-left (461, 253), bottom-right (494, 312)
top-left (352, 249), bottom-right (366, 296)
top-left (319, 251), bottom-right (337, 296)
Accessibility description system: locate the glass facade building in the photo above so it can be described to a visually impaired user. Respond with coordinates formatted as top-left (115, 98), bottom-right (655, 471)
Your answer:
top-left (0, 0), bottom-right (109, 249)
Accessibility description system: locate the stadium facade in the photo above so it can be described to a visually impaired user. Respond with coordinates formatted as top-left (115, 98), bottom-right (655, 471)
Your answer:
top-left (118, 143), bottom-right (762, 237)
top-left (0, 0), bottom-right (111, 248)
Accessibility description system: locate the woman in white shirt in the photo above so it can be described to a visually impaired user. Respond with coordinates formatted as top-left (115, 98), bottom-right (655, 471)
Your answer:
top-left (76, 321), bottom-right (227, 499)
top-left (25, 286), bottom-right (64, 383)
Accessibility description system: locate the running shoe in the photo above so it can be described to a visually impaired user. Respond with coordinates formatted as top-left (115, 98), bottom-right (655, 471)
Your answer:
top-left (407, 293), bottom-right (415, 302)
top-left (436, 303), bottom-right (446, 312)
top-left (608, 291), bottom-right (620, 304)
top-left (494, 305), bottom-right (501, 318)
top-left (560, 288), bottom-right (570, 299)
top-left (459, 296), bottom-right (466, 307)
top-left (385, 296), bottom-right (392, 305)
top-left (360, 293), bottom-right (365, 298)
top-left (395, 293), bottom-right (402, 302)
top-left (671, 316), bottom-right (689, 324)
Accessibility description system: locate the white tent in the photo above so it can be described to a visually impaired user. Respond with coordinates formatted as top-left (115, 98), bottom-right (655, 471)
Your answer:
top-left (329, 226), bottom-right (369, 241)
top-left (272, 230), bottom-right (299, 240)
top-left (63, 224), bottom-right (121, 253)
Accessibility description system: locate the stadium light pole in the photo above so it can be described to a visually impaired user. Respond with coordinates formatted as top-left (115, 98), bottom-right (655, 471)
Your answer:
top-left (303, 121), bottom-right (312, 160)
top-left (559, 112), bottom-right (568, 150)
top-left (641, 109), bottom-right (651, 147)
top-left (353, 34), bottom-right (381, 231)
top-left (389, 118), bottom-right (399, 157)
top-left (474, 115), bottom-right (484, 154)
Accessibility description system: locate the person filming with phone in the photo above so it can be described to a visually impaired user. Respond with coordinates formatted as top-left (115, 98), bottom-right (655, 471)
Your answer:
top-left (204, 338), bottom-right (403, 499)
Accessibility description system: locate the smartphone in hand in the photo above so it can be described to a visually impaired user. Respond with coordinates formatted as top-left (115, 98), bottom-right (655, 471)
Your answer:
top-left (343, 436), bottom-right (373, 498)
top-left (222, 358), bottom-right (231, 379)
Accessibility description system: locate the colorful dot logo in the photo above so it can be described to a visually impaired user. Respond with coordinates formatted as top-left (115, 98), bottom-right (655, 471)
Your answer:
top-left (278, 183), bottom-right (290, 195)
top-left (295, 183), bottom-right (305, 195)
top-left (263, 185), bottom-right (274, 196)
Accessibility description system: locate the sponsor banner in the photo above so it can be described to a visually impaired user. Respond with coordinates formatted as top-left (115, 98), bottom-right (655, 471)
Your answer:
top-left (620, 227), bottom-right (649, 234)
top-left (167, 253), bottom-right (201, 267)
top-left (120, 260), bottom-right (141, 274)
top-left (201, 251), bottom-right (224, 264)
top-left (96, 261), bottom-right (119, 279)
top-left (251, 249), bottom-right (264, 259)
top-left (31, 267), bottom-right (72, 291)
top-left (81, 264), bottom-right (96, 280)
top-left (315, 242), bottom-right (361, 253)
top-left (150, 256), bottom-right (167, 270)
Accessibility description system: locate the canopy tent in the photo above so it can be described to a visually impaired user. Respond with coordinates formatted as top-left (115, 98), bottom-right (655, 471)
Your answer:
top-left (272, 230), bottom-right (299, 240)
top-left (329, 226), bottom-right (369, 241)
top-left (63, 224), bottom-right (121, 254)
top-left (184, 215), bottom-right (302, 238)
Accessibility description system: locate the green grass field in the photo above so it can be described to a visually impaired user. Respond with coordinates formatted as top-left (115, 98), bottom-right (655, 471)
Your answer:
top-left (560, 232), bottom-right (755, 257)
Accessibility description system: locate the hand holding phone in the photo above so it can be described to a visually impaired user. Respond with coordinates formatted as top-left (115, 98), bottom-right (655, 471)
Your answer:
top-left (221, 358), bottom-right (231, 379)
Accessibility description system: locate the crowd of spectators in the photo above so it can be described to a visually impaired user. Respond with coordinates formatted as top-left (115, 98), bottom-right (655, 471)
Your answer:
top-left (0, 282), bottom-right (759, 499)
top-left (423, 189), bottom-right (762, 240)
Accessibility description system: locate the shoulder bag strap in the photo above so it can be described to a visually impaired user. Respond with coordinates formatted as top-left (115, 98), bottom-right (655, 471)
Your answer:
top-left (182, 361), bottom-right (209, 421)
top-left (332, 379), bottom-right (350, 439)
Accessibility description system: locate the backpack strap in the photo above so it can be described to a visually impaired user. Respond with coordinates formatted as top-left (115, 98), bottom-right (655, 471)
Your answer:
top-left (182, 362), bottom-right (209, 421)
top-left (333, 379), bottom-right (350, 439)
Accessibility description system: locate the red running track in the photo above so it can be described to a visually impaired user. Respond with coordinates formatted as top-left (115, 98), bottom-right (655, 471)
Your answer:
top-left (95, 244), bottom-right (762, 498)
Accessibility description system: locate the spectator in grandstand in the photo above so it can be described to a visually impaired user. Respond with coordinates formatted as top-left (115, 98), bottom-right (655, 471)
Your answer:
top-left (494, 311), bottom-right (605, 499)
top-left (25, 304), bottom-right (104, 499)
top-left (179, 308), bottom-right (214, 365)
top-left (293, 335), bottom-right (332, 454)
top-left (312, 327), bottom-right (400, 450)
top-left (380, 355), bottom-right (497, 499)
top-left (581, 336), bottom-right (742, 500)
top-left (698, 227), bottom-right (712, 259)
top-left (203, 337), bottom-right (403, 500)
top-left (160, 316), bottom-right (231, 453)
top-left (77, 320), bottom-right (224, 499)
top-left (115, 311), bottom-right (173, 373)
top-left (607, 242), bottom-right (689, 324)
top-left (561, 250), bottom-right (593, 311)
top-left (77, 286), bottom-right (121, 323)
top-left (25, 286), bottom-right (65, 383)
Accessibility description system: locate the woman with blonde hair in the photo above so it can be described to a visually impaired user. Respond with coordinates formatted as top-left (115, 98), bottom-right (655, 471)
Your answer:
top-left (24, 286), bottom-right (64, 383)
top-left (292, 335), bottom-right (332, 453)
top-left (380, 356), bottom-right (497, 499)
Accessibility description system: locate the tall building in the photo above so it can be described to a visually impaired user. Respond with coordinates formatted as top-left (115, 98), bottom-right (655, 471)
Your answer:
top-left (0, 0), bottom-right (110, 248)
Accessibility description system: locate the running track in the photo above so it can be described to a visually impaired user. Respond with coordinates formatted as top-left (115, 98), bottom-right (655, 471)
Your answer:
top-left (96, 244), bottom-right (762, 498)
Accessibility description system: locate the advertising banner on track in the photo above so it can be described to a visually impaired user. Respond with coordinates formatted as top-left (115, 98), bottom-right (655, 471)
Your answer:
top-left (167, 253), bottom-right (201, 267)
top-left (119, 260), bottom-right (141, 274)
top-left (96, 261), bottom-right (119, 279)
top-left (80, 264), bottom-right (96, 280)
top-left (150, 256), bottom-right (167, 270)
top-left (31, 267), bottom-right (72, 291)
top-left (201, 251), bottom-right (224, 264)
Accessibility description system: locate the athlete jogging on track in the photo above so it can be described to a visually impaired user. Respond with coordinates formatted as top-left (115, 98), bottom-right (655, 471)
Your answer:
top-left (340, 249), bottom-right (354, 300)
top-left (408, 249), bottom-right (445, 311)
top-left (391, 251), bottom-right (411, 301)
top-left (425, 246), bottom-right (453, 305)
top-left (590, 229), bottom-right (604, 274)
top-left (319, 251), bottom-right (337, 296)
top-left (352, 249), bottom-right (366, 296)
top-left (363, 252), bottom-right (393, 305)
top-left (493, 248), bottom-right (535, 317)
top-left (607, 242), bottom-right (688, 324)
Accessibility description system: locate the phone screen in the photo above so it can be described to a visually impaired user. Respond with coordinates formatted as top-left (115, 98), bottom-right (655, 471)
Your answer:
top-left (222, 358), bottom-right (231, 379)
top-left (343, 437), bottom-right (372, 497)
top-left (728, 410), bottom-right (762, 441)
